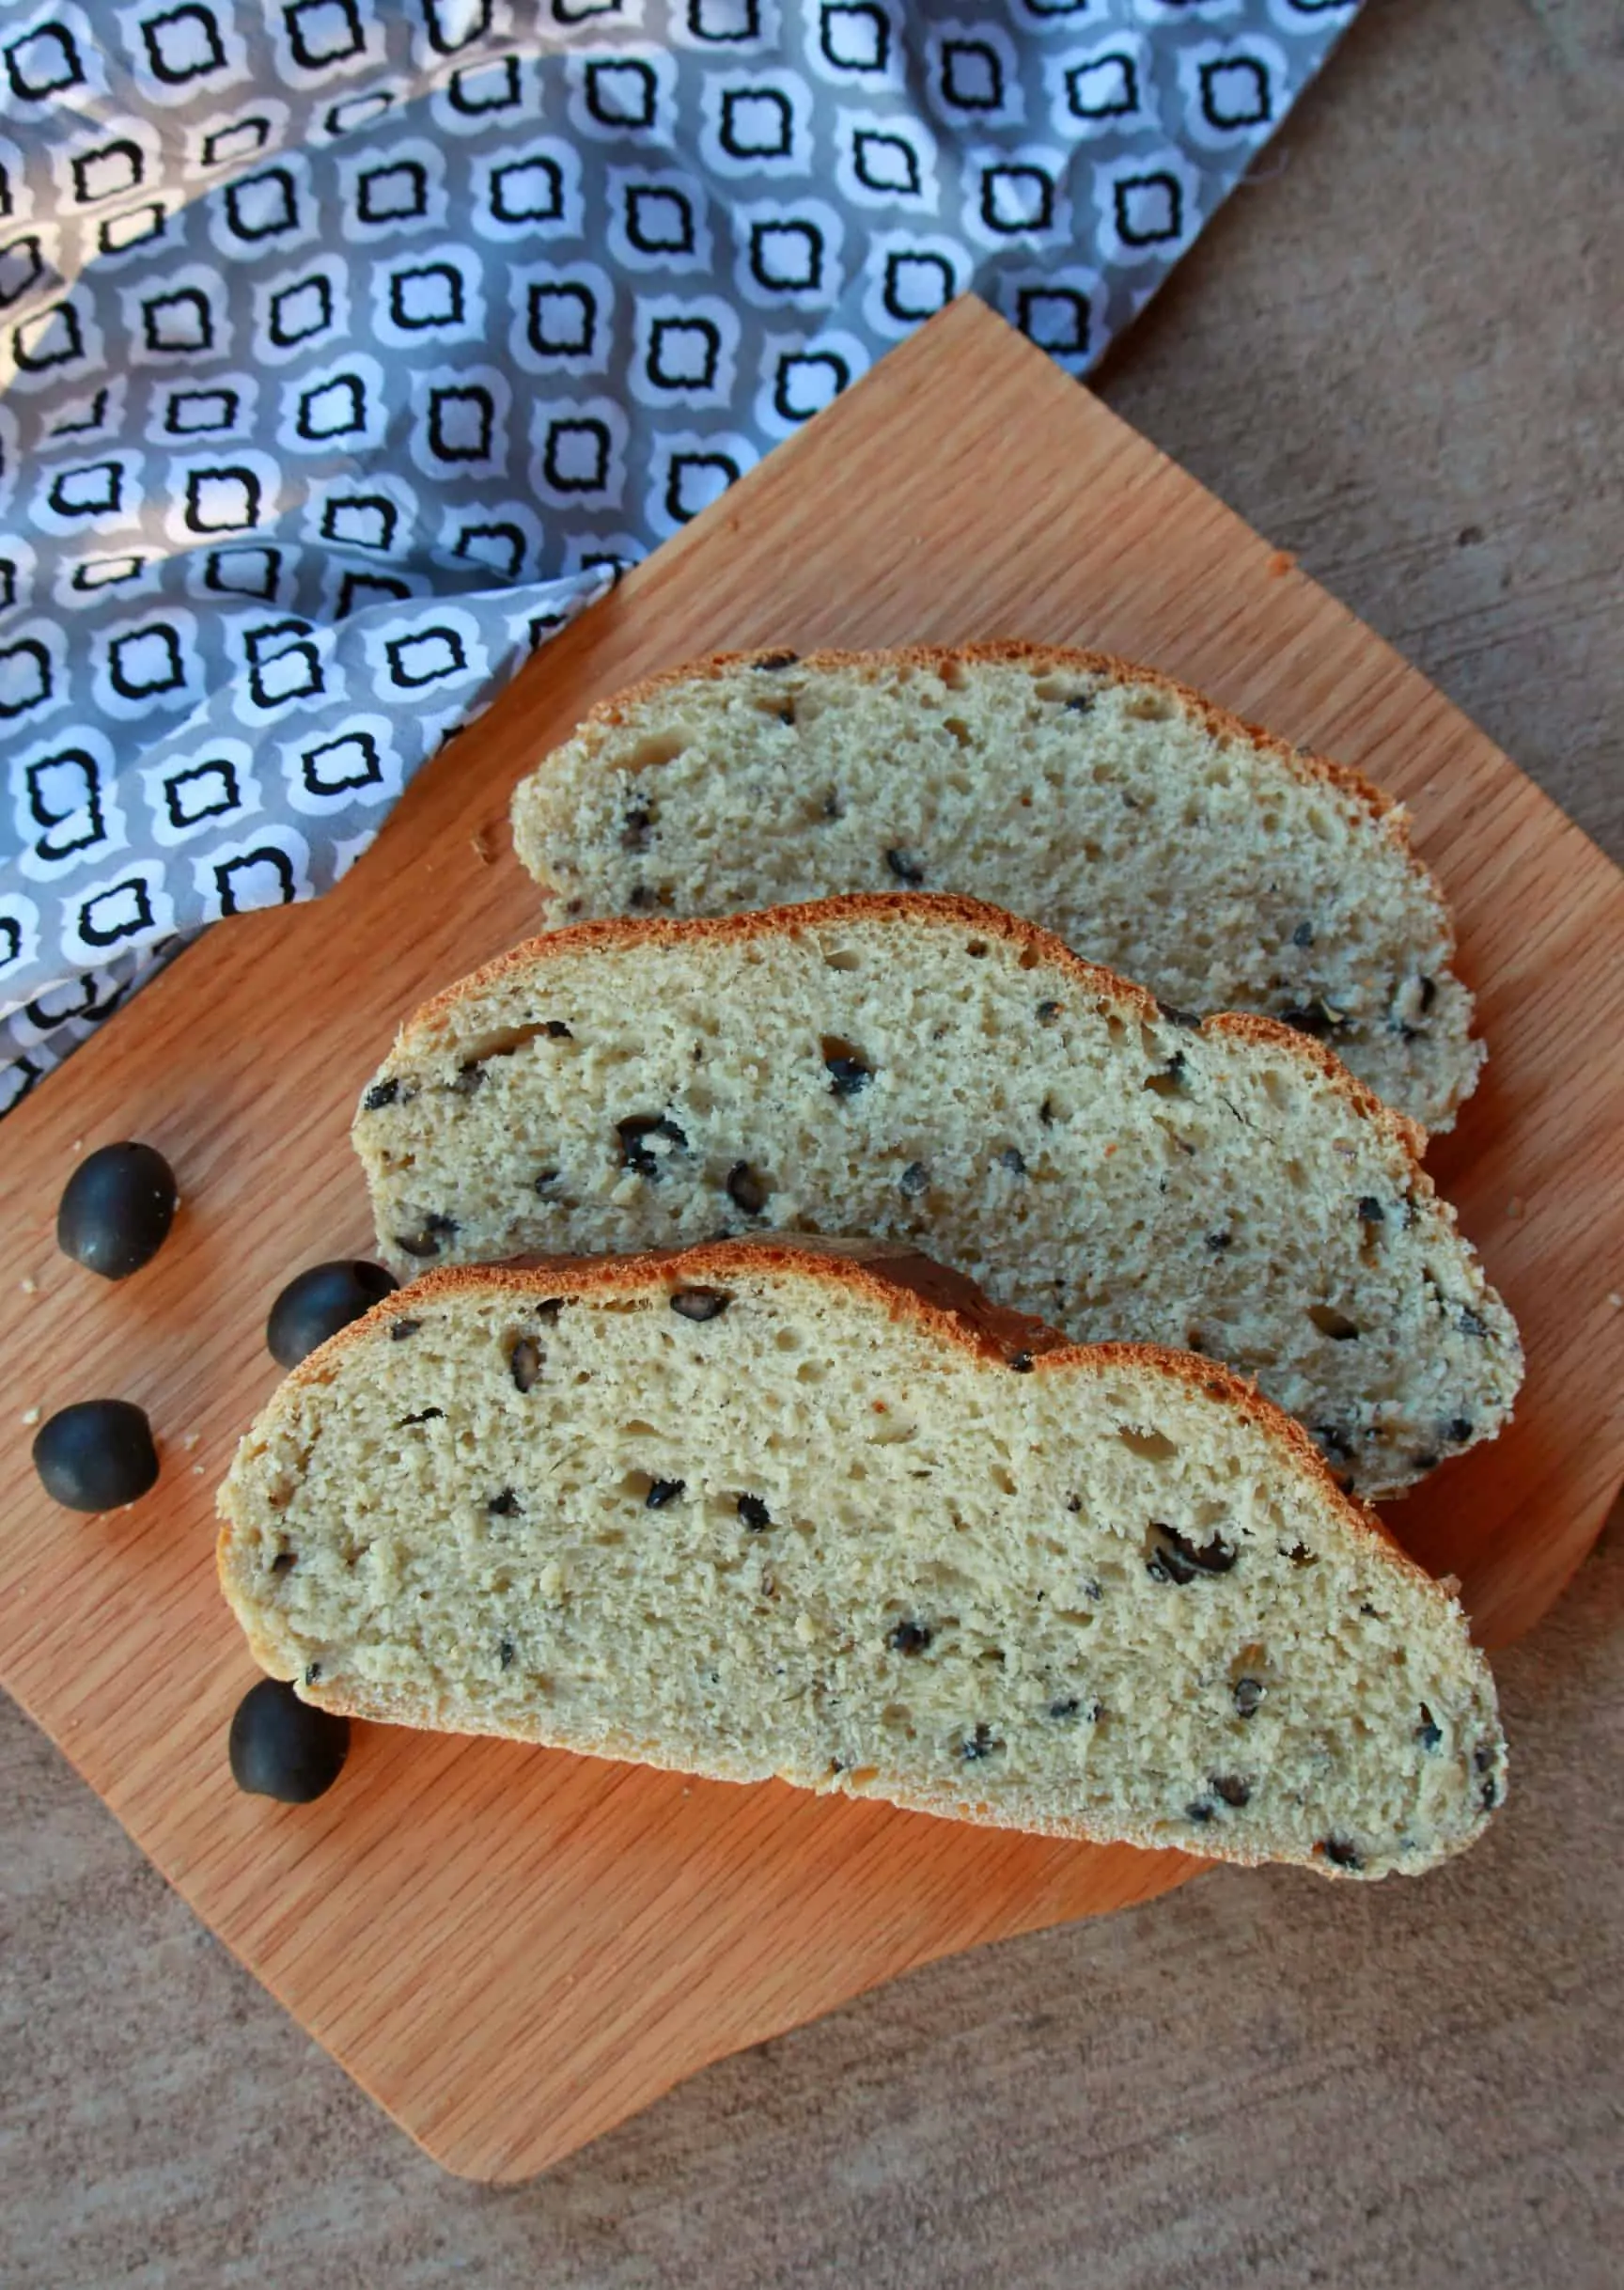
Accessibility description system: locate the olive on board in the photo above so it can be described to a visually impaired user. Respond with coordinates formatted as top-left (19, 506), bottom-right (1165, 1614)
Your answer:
top-left (56, 1142), bottom-right (179, 1279)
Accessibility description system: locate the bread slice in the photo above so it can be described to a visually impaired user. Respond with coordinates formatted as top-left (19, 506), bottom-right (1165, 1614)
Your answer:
top-left (351, 894), bottom-right (1521, 1500)
top-left (509, 644), bottom-right (1481, 1132)
top-left (216, 1237), bottom-right (1507, 1879)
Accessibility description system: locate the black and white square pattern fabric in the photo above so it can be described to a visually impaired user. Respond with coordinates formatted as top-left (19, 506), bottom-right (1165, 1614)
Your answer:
top-left (0, 0), bottom-right (1359, 1107)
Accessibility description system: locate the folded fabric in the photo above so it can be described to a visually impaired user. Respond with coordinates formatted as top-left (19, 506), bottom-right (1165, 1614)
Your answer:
top-left (0, 0), bottom-right (1362, 1111)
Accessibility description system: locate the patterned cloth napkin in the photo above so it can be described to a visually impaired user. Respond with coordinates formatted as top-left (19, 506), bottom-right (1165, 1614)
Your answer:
top-left (0, 0), bottom-right (1360, 1113)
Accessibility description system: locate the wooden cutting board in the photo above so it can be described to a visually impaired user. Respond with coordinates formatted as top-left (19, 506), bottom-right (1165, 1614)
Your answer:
top-left (2, 299), bottom-right (1620, 2184)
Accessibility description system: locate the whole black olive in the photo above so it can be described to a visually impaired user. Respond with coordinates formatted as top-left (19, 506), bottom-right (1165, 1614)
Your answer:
top-left (33, 1400), bottom-right (159, 1512)
top-left (267, 1261), bottom-right (398, 1369)
top-left (56, 1142), bottom-right (178, 1279)
top-left (228, 1678), bottom-right (350, 1803)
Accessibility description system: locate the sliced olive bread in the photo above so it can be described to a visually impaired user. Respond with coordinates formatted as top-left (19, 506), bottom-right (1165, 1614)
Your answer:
top-left (351, 894), bottom-right (1521, 1501)
top-left (217, 1237), bottom-right (1507, 1879)
top-left (509, 643), bottom-right (1482, 1131)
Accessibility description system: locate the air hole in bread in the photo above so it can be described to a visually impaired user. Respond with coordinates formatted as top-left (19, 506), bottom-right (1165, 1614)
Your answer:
top-left (621, 731), bottom-right (688, 771)
top-left (1118, 1425), bottom-right (1179, 1465)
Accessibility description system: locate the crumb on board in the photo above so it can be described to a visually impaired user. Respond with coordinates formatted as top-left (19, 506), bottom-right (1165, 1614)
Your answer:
top-left (1609, 1293), bottom-right (1623, 1312)
top-left (19, 1277), bottom-right (37, 1295)
top-left (22, 1406), bottom-right (40, 1426)
top-left (471, 827), bottom-right (497, 866)
top-left (71, 1137), bottom-right (83, 1153)
top-left (192, 1463), bottom-right (206, 1477)
top-left (1266, 550), bottom-right (1297, 578)
top-left (183, 1431), bottom-right (200, 1451)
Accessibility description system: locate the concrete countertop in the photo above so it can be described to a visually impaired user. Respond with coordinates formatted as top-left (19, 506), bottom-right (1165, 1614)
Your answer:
top-left (4, 2), bottom-right (1619, 2282)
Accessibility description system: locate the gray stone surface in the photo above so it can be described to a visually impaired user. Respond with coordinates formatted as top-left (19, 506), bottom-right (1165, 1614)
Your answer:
top-left (4, 1), bottom-right (1620, 2282)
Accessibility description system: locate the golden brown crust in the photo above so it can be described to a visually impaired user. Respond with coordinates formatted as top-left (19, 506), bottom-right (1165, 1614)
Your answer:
top-left (373, 891), bottom-right (1432, 1202)
top-left (1205, 1011), bottom-right (1429, 1164)
top-left (227, 1234), bottom-right (1449, 1617)
top-left (525, 639), bottom-right (1455, 962)
top-left (398, 889), bottom-right (1156, 1039)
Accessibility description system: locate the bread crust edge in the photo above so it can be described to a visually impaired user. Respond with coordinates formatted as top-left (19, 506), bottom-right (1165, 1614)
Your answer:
top-left (369, 889), bottom-right (1431, 1172)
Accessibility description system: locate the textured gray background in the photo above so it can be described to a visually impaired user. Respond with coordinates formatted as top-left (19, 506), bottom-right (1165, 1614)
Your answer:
top-left (3, 1), bottom-right (1621, 2282)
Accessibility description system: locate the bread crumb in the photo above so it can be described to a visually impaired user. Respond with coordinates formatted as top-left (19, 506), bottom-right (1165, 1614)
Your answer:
top-left (192, 1463), bottom-right (206, 1477)
top-left (19, 1277), bottom-right (37, 1295)
top-left (358, 904), bottom-right (1520, 1501)
top-left (216, 1251), bottom-right (1509, 1875)
top-left (21, 1405), bottom-right (40, 1426)
top-left (71, 1137), bottom-right (83, 1153)
top-left (509, 652), bottom-right (1481, 1131)
top-left (183, 1431), bottom-right (201, 1451)
top-left (471, 826), bottom-right (497, 866)
top-left (1266, 550), bottom-right (1297, 579)
top-left (1608, 1293), bottom-right (1622, 1311)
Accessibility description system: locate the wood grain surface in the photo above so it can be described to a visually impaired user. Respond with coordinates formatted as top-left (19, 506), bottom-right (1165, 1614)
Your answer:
top-left (1, 297), bottom-right (1620, 2185)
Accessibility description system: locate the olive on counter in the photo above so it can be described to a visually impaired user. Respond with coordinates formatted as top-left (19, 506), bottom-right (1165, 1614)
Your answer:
top-left (57, 1141), bottom-right (179, 1279)
top-left (33, 1399), bottom-right (159, 1512)
top-left (267, 1261), bottom-right (397, 1369)
top-left (228, 1678), bottom-right (351, 1803)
